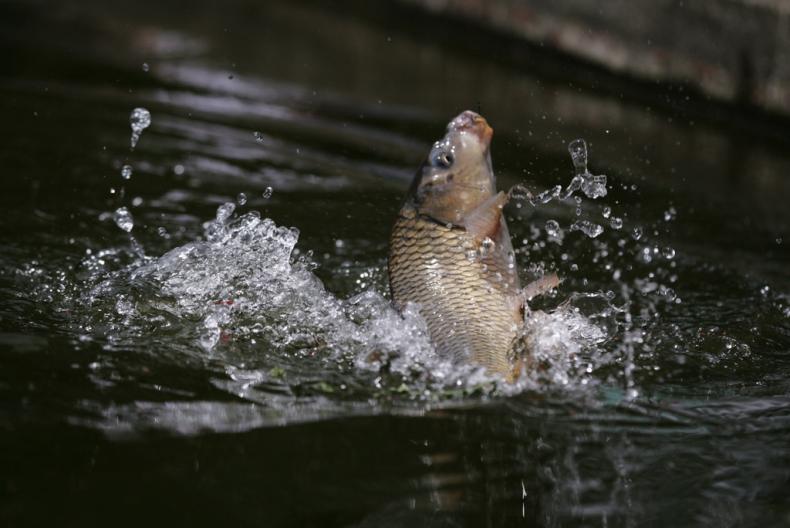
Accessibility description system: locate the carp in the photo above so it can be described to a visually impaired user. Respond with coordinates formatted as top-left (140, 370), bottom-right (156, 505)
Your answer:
top-left (388, 110), bottom-right (557, 379)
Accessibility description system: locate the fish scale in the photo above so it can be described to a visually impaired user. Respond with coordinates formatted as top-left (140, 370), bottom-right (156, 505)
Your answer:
top-left (389, 205), bottom-right (522, 375)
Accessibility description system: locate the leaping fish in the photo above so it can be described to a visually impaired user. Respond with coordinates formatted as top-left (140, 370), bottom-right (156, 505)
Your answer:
top-left (388, 110), bottom-right (558, 379)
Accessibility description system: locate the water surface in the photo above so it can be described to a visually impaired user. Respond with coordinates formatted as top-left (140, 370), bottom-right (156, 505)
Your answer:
top-left (2, 1), bottom-right (789, 526)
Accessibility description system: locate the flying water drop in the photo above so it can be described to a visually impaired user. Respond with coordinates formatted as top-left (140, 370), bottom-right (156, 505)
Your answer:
top-left (120, 164), bottom-right (133, 180)
top-left (570, 220), bottom-right (604, 238)
top-left (568, 138), bottom-right (587, 172)
top-left (263, 186), bottom-right (274, 199)
top-left (565, 139), bottom-right (607, 199)
top-left (216, 203), bottom-right (236, 223)
top-left (129, 107), bottom-right (151, 149)
top-left (237, 193), bottom-right (247, 206)
top-left (113, 207), bottom-right (134, 232)
top-left (545, 220), bottom-right (560, 237)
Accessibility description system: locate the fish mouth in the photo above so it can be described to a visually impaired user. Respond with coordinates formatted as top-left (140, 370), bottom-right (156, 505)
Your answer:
top-left (448, 110), bottom-right (493, 147)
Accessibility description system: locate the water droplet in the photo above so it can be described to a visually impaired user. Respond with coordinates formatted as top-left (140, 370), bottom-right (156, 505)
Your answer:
top-left (545, 219), bottom-right (560, 236)
top-left (610, 217), bottom-right (623, 229)
top-left (581, 174), bottom-right (607, 199)
top-left (173, 164), bottom-right (185, 176)
top-left (529, 185), bottom-right (562, 206)
top-left (632, 226), bottom-right (643, 240)
top-left (237, 193), bottom-right (247, 206)
top-left (113, 207), bottom-right (134, 232)
top-left (129, 107), bottom-right (151, 149)
top-left (568, 139), bottom-right (587, 172)
top-left (216, 202), bottom-right (236, 223)
top-left (131, 196), bottom-right (143, 207)
top-left (142, 62), bottom-right (150, 72)
top-left (509, 183), bottom-right (532, 201)
top-left (262, 186), bottom-right (273, 199)
top-left (570, 220), bottom-right (603, 238)
top-left (661, 247), bottom-right (676, 259)
top-left (253, 131), bottom-right (264, 143)
top-left (479, 237), bottom-right (496, 256)
top-left (602, 206), bottom-right (611, 218)
top-left (120, 164), bottom-right (133, 180)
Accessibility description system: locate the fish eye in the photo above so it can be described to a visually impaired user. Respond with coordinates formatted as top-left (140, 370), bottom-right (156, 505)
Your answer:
top-left (432, 150), bottom-right (454, 169)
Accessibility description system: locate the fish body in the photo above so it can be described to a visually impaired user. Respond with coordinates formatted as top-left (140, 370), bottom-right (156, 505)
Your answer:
top-left (388, 111), bottom-right (527, 377)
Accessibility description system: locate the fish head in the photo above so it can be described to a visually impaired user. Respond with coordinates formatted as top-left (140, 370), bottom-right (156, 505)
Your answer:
top-left (408, 110), bottom-right (496, 225)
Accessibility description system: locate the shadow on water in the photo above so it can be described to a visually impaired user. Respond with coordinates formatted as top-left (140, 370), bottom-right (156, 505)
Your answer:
top-left (1, 0), bottom-right (789, 526)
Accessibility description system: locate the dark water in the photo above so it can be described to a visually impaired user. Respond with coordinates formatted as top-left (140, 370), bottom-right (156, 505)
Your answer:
top-left (2, 1), bottom-right (790, 526)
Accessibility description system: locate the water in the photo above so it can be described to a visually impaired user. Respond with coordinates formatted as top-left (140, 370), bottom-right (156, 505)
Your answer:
top-left (2, 1), bottom-right (790, 526)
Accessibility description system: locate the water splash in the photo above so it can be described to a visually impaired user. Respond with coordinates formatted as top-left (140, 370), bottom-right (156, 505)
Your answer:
top-left (129, 107), bottom-right (152, 149)
top-left (113, 207), bottom-right (134, 232)
top-left (570, 220), bottom-right (604, 238)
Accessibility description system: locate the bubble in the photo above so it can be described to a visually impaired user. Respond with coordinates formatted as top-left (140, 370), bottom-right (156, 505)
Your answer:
top-left (661, 247), bottom-right (676, 259)
top-left (545, 220), bottom-right (560, 237)
top-left (237, 193), bottom-right (247, 206)
top-left (131, 196), bottom-right (143, 207)
top-left (120, 164), bottom-right (133, 180)
top-left (129, 107), bottom-right (151, 149)
top-left (142, 63), bottom-right (150, 72)
top-left (262, 186), bottom-right (273, 199)
top-left (113, 207), bottom-right (134, 232)
top-left (570, 220), bottom-right (603, 238)
top-left (173, 164), bottom-right (185, 176)
top-left (610, 217), bottom-right (623, 229)
top-left (632, 226), bottom-right (643, 240)
top-left (602, 206), bottom-right (611, 218)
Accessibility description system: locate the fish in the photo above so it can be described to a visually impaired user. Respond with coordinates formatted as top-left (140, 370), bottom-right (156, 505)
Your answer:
top-left (388, 110), bottom-right (558, 379)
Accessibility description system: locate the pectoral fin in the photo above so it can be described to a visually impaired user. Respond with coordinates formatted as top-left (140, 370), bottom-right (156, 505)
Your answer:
top-left (462, 191), bottom-right (508, 243)
top-left (523, 273), bottom-right (561, 300)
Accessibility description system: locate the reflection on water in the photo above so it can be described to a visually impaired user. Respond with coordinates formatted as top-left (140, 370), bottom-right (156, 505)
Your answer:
top-left (1, 0), bottom-right (789, 526)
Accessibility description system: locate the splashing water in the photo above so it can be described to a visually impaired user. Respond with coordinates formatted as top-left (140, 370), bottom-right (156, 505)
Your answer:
top-left (570, 220), bottom-right (604, 238)
top-left (113, 206), bottom-right (134, 232)
top-left (52, 196), bottom-right (617, 405)
top-left (129, 107), bottom-right (151, 149)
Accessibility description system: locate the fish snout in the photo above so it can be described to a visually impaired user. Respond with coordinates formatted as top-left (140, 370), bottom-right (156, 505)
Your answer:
top-left (449, 110), bottom-right (493, 146)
